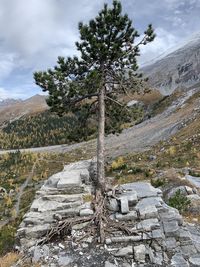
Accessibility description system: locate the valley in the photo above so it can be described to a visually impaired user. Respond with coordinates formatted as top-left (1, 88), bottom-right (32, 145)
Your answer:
top-left (1, 29), bottom-right (200, 267)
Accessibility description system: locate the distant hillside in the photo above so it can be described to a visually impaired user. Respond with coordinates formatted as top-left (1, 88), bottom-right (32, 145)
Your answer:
top-left (0, 90), bottom-right (163, 149)
top-left (142, 32), bottom-right (200, 95)
top-left (0, 94), bottom-right (48, 127)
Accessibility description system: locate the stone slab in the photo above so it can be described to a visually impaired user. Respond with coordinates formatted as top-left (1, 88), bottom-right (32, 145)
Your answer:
top-left (137, 218), bottom-right (160, 231)
top-left (163, 220), bottom-right (180, 238)
top-left (115, 211), bottom-right (137, 221)
top-left (134, 244), bottom-right (146, 263)
top-left (139, 205), bottom-right (158, 219)
top-left (121, 182), bottom-right (162, 199)
top-left (120, 197), bottom-right (129, 214)
top-left (57, 170), bottom-right (81, 189)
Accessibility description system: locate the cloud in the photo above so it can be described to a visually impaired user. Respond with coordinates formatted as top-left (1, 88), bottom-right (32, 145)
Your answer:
top-left (0, 87), bottom-right (27, 100)
top-left (0, 0), bottom-right (199, 99)
top-left (139, 28), bottom-right (179, 66)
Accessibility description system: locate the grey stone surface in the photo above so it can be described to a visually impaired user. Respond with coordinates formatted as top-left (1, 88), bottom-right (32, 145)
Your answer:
top-left (165, 238), bottom-right (177, 250)
top-left (32, 246), bottom-right (42, 263)
top-left (57, 170), bottom-right (81, 188)
top-left (163, 220), bottom-right (180, 237)
top-left (170, 253), bottom-right (189, 267)
top-left (58, 255), bottom-right (73, 266)
top-left (152, 229), bottom-right (165, 240)
top-left (135, 197), bottom-right (163, 209)
top-left (181, 244), bottom-right (197, 256)
top-left (137, 218), bottom-right (160, 231)
top-left (121, 182), bottom-right (162, 199)
top-left (189, 255), bottom-right (200, 267)
top-left (107, 199), bottom-right (119, 212)
top-left (115, 211), bottom-right (137, 221)
top-left (138, 205), bottom-right (158, 219)
top-left (185, 174), bottom-right (200, 188)
top-left (134, 244), bottom-right (146, 263)
top-left (25, 224), bottom-right (51, 239)
top-left (105, 261), bottom-right (117, 267)
top-left (120, 197), bottom-right (129, 214)
top-left (80, 169), bottom-right (90, 184)
top-left (120, 191), bottom-right (138, 206)
top-left (16, 163), bottom-right (200, 267)
top-left (79, 208), bottom-right (94, 217)
top-left (114, 246), bottom-right (133, 257)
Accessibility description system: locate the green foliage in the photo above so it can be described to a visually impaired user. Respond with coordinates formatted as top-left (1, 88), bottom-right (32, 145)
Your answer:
top-left (151, 178), bottom-right (166, 188)
top-left (0, 111), bottom-right (94, 149)
top-left (34, 0), bottom-right (155, 126)
top-left (168, 190), bottom-right (191, 213)
top-left (0, 225), bottom-right (16, 255)
top-left (0, 103), bottom-right (143, 149)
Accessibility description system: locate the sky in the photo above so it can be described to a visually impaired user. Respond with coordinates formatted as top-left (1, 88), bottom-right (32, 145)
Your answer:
top-left (0, 0), bottom-right (200, 100)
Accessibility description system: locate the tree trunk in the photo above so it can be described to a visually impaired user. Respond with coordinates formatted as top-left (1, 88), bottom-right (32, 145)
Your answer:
top-left (97, 86), bottom-right (106, 194)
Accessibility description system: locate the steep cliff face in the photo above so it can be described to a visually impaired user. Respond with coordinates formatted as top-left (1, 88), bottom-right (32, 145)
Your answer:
top-left (142, 33), bottom-right (200, 95)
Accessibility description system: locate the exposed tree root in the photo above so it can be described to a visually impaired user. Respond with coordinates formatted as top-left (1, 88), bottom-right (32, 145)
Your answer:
top-left (38, 191), bottom-right (134, 246)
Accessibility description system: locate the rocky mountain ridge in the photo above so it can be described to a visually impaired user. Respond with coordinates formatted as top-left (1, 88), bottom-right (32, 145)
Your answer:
top-left (142, 32), bottom-right (200, 95)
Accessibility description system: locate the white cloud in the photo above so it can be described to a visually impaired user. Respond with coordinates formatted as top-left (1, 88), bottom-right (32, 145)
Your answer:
top-left (139, 28), bottom-right (179, 66)
top-left (0, 87), bottom-right (27, 100)
top-left (0, 52), bottom-right (18, 80)
top-left (0, 0), bottom-right (199, 99)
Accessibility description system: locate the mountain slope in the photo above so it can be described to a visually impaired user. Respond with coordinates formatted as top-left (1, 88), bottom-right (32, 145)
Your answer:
top-left (0, 95), bottom-right (48, 127)
top-left (1, 86), bottom-right (199, 158)
top-left (142, 33), bottom-right (200, 95)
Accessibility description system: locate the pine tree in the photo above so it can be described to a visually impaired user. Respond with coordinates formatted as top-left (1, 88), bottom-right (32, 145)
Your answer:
top-left (34, 1), bottom-right (155, 195)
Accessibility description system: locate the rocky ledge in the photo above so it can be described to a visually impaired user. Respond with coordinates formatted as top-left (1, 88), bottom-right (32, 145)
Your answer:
top-left (16, 160), bottom-right (200, 267)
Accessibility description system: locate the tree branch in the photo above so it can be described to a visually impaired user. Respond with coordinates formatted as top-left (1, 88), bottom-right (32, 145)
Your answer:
top-left (64, 93), bottom-right (99, 105)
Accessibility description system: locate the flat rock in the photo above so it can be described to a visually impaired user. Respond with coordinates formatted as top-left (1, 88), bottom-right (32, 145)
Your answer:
top-left (79, 208), bottom-right (94, 217)
top-left (105, 261), bottom-right (117, 267)
top-left (181, 244), bottom-right (197, 256)
top-left (42, 194), bottom-right (83, 203)
top-left (31, 199), bottom-right (82, 212)
top-left (32, 246), bottom-right (42, 263)
top-left (134, 244), bottom-right (146, 263)
top-left (115, 210), bottom-right (137, 221)
top-left (163, 220), bottom-right (180, 238)
top-left (58, 255), bottom-right (73, 266)
top-left (25, 224), bottom-right (51, 239)
top-left (189, 255), bottom-right (200, 267)
top-left (57, 170), bottom-right (82, 189)
top-left (114, 246), bottom-right (133, 257)
top-left (107, 198), bottom-right (119, 212)
top-left (120, 197), bottom-right (129, 214)
top-left (121, 182), bottom-right (162, 199)
top-left (138, 205), bottom-right (158, 219)
top-left (185, 174), bottom-right (200, 188)
top-left (137, 218), bottom-right (160, 231)
top-left (165, 237), bottom-right (177, 250)
top-left (63, 160), bottom-right (91, 171)
top-left (120, 191), bottom-right (138, 206)
top-left (136, 197), bottom-right (163, 209)
top-left (171, 253), bottom-right (189, 267)
top-left (152, 229), bottom-right (165, 240)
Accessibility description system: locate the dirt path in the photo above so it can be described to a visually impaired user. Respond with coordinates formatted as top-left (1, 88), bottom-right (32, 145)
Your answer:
top-left (0, 88), bottom-right (199, 159)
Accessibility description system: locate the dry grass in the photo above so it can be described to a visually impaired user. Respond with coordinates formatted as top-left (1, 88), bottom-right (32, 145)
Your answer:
top-left (121, 89), bottom-right (163, 105)
top-left (0, 253), bottom-right (20, 267)
top-left (134, 89), bottom-right (163, 105)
